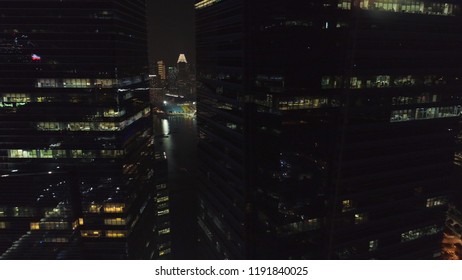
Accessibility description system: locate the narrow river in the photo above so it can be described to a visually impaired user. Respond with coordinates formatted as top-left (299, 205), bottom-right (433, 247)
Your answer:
top-left (154, 115), bottom-right (199, 259)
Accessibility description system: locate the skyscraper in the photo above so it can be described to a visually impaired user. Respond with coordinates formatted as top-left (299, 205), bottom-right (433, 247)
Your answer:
top-left (0, 0), bottom-right (168, 259)
top-left (157, 60), bottom-right (167, 81)
top-left (177, 54), bottom-right (189, 82)
top-left (196, 0), bottom-right (462, 259)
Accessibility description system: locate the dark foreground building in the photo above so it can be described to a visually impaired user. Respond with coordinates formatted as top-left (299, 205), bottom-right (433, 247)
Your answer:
top-left (196, 0), bottom-right (462, 259)
top-left (0, 0), bottom-right (169, 259)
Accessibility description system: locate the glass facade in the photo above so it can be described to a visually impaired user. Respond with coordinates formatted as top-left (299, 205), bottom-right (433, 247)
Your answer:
top-left (0, 0), bottom-right (166, 259)
top-left (196, 0), bottom-right (462, 259)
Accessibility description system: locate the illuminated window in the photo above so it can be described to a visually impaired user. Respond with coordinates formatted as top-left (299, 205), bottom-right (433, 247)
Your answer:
top-left (37, 122), bottom-right (61, 131)
top-left (336, 21), bottom-right (349, 28)
top-left (323, 74), bottom-right (457, 91)
top-left (226, 123), bottom-right (238, 130)
top-left (158, 228), bottom-right (170, 235)
top-left (337, 0), bottom-right (351, 10)
top-left (356, 1), bottom-right (457, 16)
top-left (279, 97), bottom-right (337, 111)
top-left (9, 150), bottom-right (38, 159)
top-left (2, 93), bottom-right (31, 103)
top-left (36, 78), bottom-right (58, 88)
top-left (37, 121), bottom-right (123, 132)
top-left (104, 218), bottom-right (126, 226)
top-left (79, 218), bottom-right (84, 225)
top-left (401, 225), bottom-right (441, 242)
top-left (104, 203), bottom-right (125, 213)
top-left (88, 204), bottom-right (102, 213)
top-left (350, 77), bottom-right (363, 89)
top-left (0, 222), bottom-right (8, 229)
top-left (321, 76), bottom-right (343, 89)
top-left (0, 207), bottom-right (6, 217)
top-left (36, 96), bottom-right (54, 103)
top-left (342, 200), bottom-right (354, 213)
top-left (12, 207), bottom-right (35, 217)
top-left (106, 230), bottom-right (127, 238)
top-left (37, 149), bottom-right (119, 159)
top-left (394, 75), bottom-right (416, 86)
top-left (158, 209), bottom-right (170, 216)
top-left (63, 78), bottom-right (91, 88)
top-left (159, 248), bottom-right (171, 256)
top-left (68, 122), bottom-right (91, 131)
top-left (354, 213), bottom-right (368, 225)
top-left (40, 150), bottom-right (53, 158)
top-left (391, 106), bottom-right (461, 122)
top-left (44, 207), bottom-right (65, 218)
top-left (392, 94), bottom-right (439, 106)
top-left (157, 196), bottom-right (169, 203)
top-left (98, 122), bottom-right (119, 131)
top-left (30, 222), bottom-right (40, 230)
top-left (101, 150), bottom-right (124, 158)
top-left (376, 75), bottom-right (390, 87)
top-left (31, 221), bottom-right (69, 230)
top-left (426, 196), bottom-right (447, 208)
top-left (72, 220), bottom-right (79, 230)
top-left (369, 240), bottom-right (378, 252)
top-left (71, 150), bottom-right (83, 158)
top-left (103, 108), bottom-right (125, 117)
top-left (71, 150), bottom-right (95, 159)
top-left (95, 79), bottom-right (116, 88)
top-left (81, 230), bottom-right (102, 238)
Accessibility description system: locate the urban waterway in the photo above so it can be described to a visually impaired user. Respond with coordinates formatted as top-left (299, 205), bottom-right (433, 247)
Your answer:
top-left (153, 115), bottom-right (199, 259)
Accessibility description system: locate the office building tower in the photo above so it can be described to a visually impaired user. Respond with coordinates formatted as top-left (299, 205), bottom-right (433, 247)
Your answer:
top-left (157, 60), bottom-right (167, 81)
top-left (196, 0), bottom-right (462, 259)
top-left (0, 0), bottom-right (168, 259)
top-left (177, 54), bottom-right (189, 82)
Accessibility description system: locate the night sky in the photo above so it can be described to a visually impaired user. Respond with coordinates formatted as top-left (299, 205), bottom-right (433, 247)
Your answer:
top-left (147, 0), bottom-right (196, 68)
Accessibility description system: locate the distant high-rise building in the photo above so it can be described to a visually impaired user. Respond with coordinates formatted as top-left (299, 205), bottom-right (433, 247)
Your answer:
top-left (0, 0), bottom-right (169, 259)
top-left (177, 54), bottom-right (189, 82)
top-left (157, 60), bottom-right (167, 80)
top-left (196, 0), bottom-right (462, 259)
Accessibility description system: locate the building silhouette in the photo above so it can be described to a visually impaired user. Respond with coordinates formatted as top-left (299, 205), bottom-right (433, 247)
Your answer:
top-left (195, 0), bottom-right (462, 259)
top-left (0, 0), bottom-right (169, 259)
top-left (177, 54), bottom-right (189, 82)
top-left (157, 60), bottom-right (167, 81)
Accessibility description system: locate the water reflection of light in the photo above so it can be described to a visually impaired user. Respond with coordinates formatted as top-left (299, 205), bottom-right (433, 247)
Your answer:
top-left (161, 119), bottom-right (170, 135)
top-left (161, 119), bottom-right (172, 153)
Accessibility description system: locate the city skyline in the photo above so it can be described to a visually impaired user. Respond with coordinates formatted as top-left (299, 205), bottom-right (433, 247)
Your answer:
top-left (0, 0), bottom-right (462, 261)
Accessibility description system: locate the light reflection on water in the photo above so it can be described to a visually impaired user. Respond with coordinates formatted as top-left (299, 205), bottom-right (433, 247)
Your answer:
top-left (153, 115), bottom-right (198, 259)
top-left (161, 118), bottom-right (170, 135)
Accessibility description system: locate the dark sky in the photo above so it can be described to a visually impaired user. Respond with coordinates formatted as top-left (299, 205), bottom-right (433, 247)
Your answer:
top-left (147, 0), bottom-right (196, 68)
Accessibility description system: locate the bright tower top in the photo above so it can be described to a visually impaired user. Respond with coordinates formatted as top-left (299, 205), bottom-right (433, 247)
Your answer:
top-left (177, 54), bottom-right (188, 64)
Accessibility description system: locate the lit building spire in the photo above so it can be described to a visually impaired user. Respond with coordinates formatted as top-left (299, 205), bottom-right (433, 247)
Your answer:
top-left (177, 54), bottom-right (188, 64)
